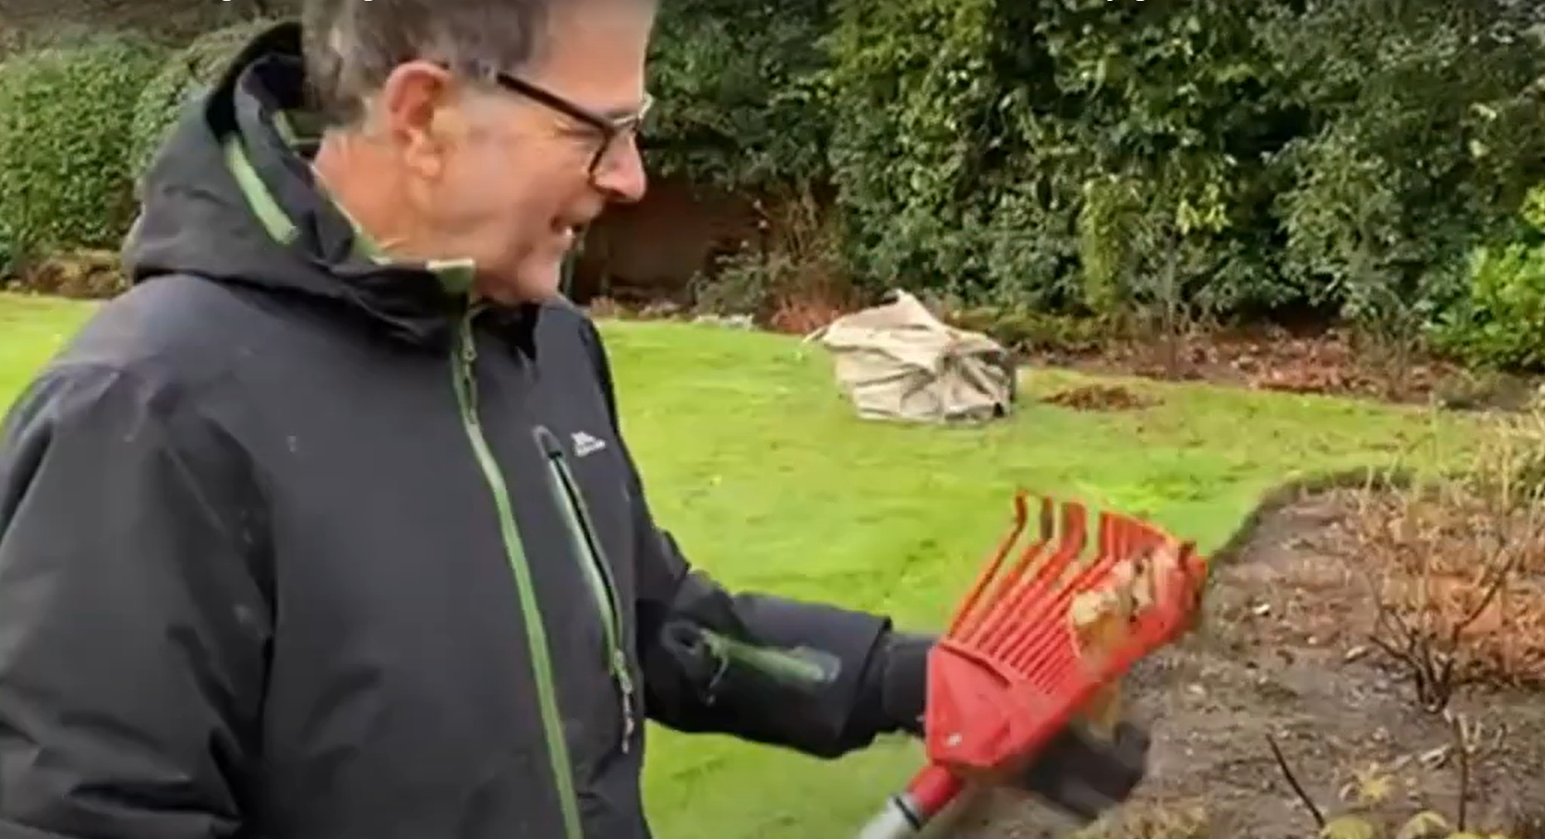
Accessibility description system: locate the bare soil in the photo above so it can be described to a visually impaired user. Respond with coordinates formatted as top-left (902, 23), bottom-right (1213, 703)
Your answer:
top-left (1041, 385), bottom-right (1159, 412)
top-left (1023, 326), bottom-right (1542, 413)
top-left (950, 491), bottom-right (1545, 839)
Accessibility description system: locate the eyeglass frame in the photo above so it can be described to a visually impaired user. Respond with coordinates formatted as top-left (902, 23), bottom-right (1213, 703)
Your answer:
top-left (418, 60), bottom-right (653, 177)
top-left (489, 72), bottom-right (653, 177)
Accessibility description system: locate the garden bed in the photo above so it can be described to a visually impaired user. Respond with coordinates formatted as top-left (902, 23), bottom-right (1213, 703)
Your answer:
top-left (955, 485), bottom-right (1545, 839)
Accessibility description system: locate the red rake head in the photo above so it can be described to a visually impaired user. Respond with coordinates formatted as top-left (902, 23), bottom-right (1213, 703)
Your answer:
top-left (922, 491), bottom-right (1207, 778)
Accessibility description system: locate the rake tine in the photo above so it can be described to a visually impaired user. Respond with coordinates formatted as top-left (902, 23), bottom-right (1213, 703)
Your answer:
top-left (1038, 495), bottom-right (1056, 543)
top-left (1098, 510), bottom-right (1119, 567)
top-left (988, 543), bottom-right (1112, 670)
top-left (1122, 513), bottom-right (1166, 556)
top-left (1020, 638), bottom-right (1080, 686)
top-left (1019, 561), bottom-right (1197, 694)
top-left (957, 512), bottom-right (1056, 648)
top-left (1036, 640), bottom-right (1084, 685)
top-left (1005, 616), bottom-right (1074, 683)
top-left (973, 502), bottom-right (1086, 652)
top-left (958, 497), bottom-right (1057, 647)
top-left (985, 497), bottom-right (1059, 617)
top-left (947, 491), bottom-right (1032, 636)
top-left (1008, 522), bottom-right (1177, 676)
top-left (1002, 501), bottom-right (1086, 615)
top-left (956, 494), bottom-right (1045, 639)
top-left (1003, 547), bottom-right (1124, 674)
top-left (976, 574), bottom-right (1075, 673)
top-left (1018, 647), bottom-right (1088, 722)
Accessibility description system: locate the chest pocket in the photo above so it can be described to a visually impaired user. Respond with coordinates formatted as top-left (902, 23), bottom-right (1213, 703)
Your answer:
top-left (531, 421), bottom-right (643, 754)
top-left (530, 424), bottom-right (637, 633)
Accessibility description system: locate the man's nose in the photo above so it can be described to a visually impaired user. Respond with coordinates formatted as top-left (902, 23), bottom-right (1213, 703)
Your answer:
top-left (594, 137), bottom-right (648, 203)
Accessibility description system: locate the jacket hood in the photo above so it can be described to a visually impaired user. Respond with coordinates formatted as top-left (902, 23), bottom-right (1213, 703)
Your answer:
top-left (123, 20), bottom-right (537, 348)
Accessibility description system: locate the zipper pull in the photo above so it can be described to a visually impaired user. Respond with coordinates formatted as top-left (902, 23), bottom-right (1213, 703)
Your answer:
top-left (456, 316), bottom-right (481, 419)
top-left (614, 649), bottom-right (635, 752)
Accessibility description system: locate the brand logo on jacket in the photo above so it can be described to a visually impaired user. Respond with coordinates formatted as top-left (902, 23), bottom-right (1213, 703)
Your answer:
top-left (571, 431), bottom-right (606, 457)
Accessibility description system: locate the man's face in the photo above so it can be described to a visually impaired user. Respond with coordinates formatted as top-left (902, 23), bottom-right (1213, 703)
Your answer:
top-left (380, 4), bottom-right (654, 302)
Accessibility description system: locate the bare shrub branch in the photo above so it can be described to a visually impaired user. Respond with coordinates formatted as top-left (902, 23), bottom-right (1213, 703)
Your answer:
top-left (1265, 735), bottom-right (1325, 828)
top-left (1346, 416), bottom-right (1545, 713)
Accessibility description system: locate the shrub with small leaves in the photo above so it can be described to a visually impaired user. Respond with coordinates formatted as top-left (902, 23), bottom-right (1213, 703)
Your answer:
top-left (0, 35), bottom-right (167, 254)
top-left (1428, 183), bottom-right (1545, 373)
top-left (643, 0), bottom-right (832, 193)
top-left (1428, 242), bottom-right (1545, 372)
top-left (129, 18), bottom-right (277, 181)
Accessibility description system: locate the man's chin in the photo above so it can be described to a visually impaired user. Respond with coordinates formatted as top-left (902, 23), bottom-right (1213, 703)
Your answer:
top-left (474, 260), bottom-right (566, 305)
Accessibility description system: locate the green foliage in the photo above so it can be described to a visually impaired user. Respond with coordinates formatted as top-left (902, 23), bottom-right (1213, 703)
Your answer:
top-left (8, 1), bottom-right (1545, 361)
top-left (646, 0), bottom-right (832, 192)
top-left (1264, 1), bottom-right (1545, 340)
top-left (823, 0), bottom-right (1297, 313)
top-left (824, 0), bottom-right (1008, 301)
top-left (0, 35), bottom-right (166, 254)
top-left (0, 237), bottom-right (14, 281)
top-left (1428, 184), bottom-right (1545, 372)
top-left (945, 305), bottom-right (1108, 354)
top-left (129, 18), bottom-right (277, 181)
top-left (816, 0), bottom-right (1545, 328)
top-left (1025, 0), bottom-right (1290, 317)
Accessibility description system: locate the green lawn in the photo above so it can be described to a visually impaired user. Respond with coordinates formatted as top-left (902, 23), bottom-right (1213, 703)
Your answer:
top-left (0, 293), bottom-right (95, 398)
top-left (0, 292), bottom-right (1481, 838)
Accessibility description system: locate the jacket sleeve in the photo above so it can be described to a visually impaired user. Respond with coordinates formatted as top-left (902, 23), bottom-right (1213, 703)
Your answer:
top-left (577, 319), bottom-right (913, 760)
top-left (0, 364), bottom-right (270, 839)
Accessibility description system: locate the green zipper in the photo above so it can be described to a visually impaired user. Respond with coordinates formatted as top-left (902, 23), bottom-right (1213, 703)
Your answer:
top-left (534, 425), bottom-right (637, 752)
top-left (450, 309), bottom-right (584, 839)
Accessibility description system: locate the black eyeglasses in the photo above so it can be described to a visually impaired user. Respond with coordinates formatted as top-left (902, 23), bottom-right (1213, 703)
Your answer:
top-left (493, 73), bottom-right (653, 176)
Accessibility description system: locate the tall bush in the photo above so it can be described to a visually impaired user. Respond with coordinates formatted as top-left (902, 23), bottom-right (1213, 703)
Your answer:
top-left (1027, 0), bottom-right (1292, 320)
top-left (818, 0), bottom-right (1545, 326)
top-left (0, 34), bottom-right (166, 257)
top-left (1428, 186), bottom-right (1545, 372)
top-left (6, 2), bottom-right (1545, 344)
top-left (823, 0), bottom-right (1292, 314)
top-left (646, 0), bottom-right (832, 193)
top-left (823, 0), bottom-right (1007, 303)
top-left (1263, 0), bottom-right (1545, 346)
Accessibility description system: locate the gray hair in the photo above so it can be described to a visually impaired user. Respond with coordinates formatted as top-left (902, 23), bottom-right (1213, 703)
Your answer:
top-left (300, 0), bottom-right (553, 125)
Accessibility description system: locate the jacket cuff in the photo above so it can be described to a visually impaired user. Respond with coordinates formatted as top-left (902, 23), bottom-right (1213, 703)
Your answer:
top-left (864, 630), bottom-right (937, 739)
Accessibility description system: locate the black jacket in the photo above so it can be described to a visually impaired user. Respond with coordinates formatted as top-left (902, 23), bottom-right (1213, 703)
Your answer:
top-left (0, 22), bottom-right (914, 839)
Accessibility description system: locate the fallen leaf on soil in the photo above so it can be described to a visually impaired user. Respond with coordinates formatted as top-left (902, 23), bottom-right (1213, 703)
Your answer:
top-left (1042, 385), bottom-right (1158, 411)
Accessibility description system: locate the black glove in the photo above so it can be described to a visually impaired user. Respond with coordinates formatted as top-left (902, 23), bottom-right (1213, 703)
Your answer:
top-left (873, 631), bottom-right (1150, 822)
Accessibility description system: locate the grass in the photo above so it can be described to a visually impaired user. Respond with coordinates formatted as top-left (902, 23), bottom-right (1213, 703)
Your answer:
top-left (0, 292), bottom-right (1484, 839)
top-left (0, 292), bottom-right (94, 398)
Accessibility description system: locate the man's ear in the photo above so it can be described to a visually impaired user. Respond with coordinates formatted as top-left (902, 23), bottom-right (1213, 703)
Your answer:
top-left (378, 59), bottom-right (459, 181)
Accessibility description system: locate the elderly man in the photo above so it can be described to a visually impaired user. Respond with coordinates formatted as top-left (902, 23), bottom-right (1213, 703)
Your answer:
top-left (0, 2), bottom-right (1149, 837)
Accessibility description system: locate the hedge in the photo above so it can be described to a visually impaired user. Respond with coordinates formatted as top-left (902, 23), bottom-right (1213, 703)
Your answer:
top-left (7, 2), bottom-right (1545, 371)
top-left (0, 34), bottom-right (165, 259)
